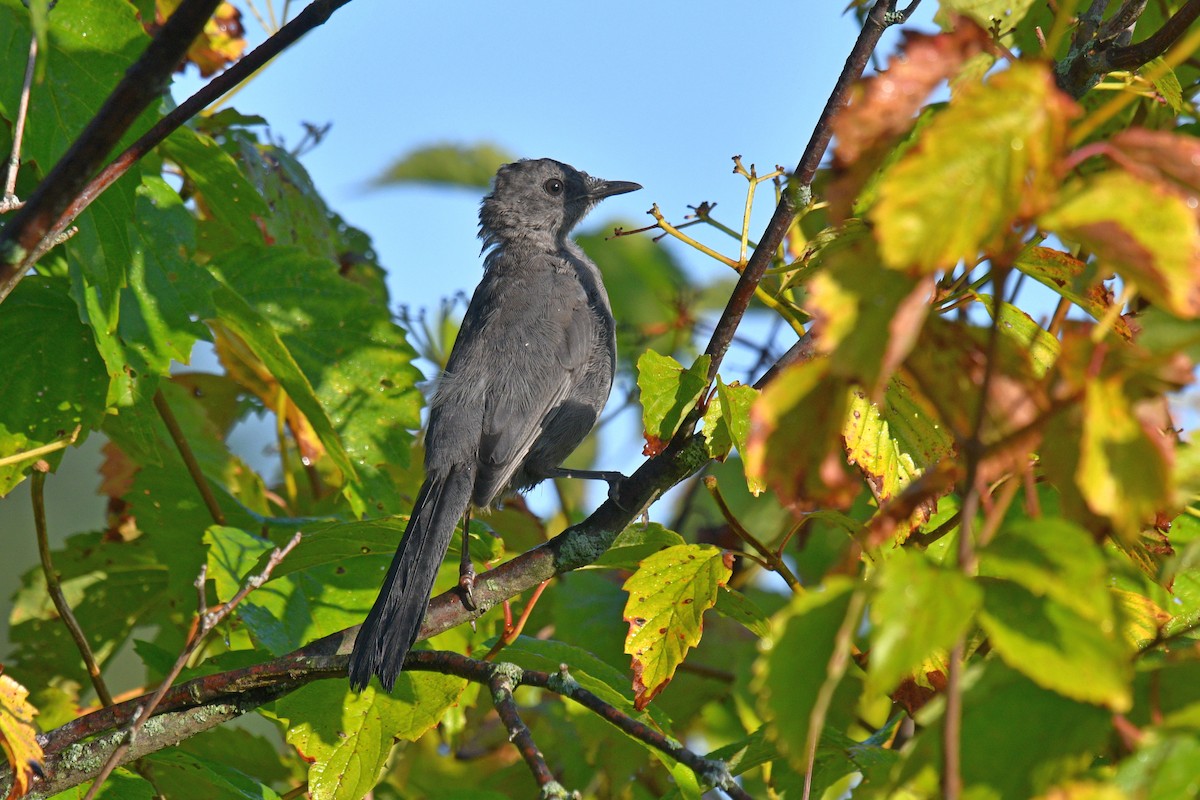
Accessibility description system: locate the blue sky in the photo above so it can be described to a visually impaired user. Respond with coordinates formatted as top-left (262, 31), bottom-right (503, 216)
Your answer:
top-left (181, 1), bottom-right (938, 319)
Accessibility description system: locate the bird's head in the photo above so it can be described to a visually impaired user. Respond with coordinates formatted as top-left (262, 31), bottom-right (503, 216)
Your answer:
top-left (479, 158), bottom-right (641, 248)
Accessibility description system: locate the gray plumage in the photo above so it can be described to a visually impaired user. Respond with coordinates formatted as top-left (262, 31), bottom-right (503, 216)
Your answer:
top-left (349, 158), bottom-right (640, 691)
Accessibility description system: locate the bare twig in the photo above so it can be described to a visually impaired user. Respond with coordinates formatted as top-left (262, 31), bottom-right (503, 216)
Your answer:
top-left (0, 33), bottom-right (37, 213)
top-left (703, 476), bottom-right (802, 591)
top-left (32, 472), bottom-right (115, 707)
top-left (1110, 0), bottom-right (1200, 68)
top-left (803, 589), bottom-right (867, 800)
top-left (489, 668), bottom-right (566, 797)
top-left (0, 425), bottom-right (81, 469)
top-left (699, 0), bottom-right (904, 388)
top-left (81, 532), bottom-right (302, 799)
top-left (942, 266), bottom-right (1009, 800)
top-left (152, 389), bottom-right (226, 526)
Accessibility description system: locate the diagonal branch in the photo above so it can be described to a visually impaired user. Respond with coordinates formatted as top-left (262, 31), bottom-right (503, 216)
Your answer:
top-left (0, 0), bottom-right (224, 302)
top-left (0, 0), bottom-right (357, 303)
top-left (700, 0), bottom-right (908, 387)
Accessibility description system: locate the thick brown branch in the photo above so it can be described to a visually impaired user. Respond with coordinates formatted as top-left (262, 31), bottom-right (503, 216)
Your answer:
top-left (1110, 0), bottom-right (1200, 68)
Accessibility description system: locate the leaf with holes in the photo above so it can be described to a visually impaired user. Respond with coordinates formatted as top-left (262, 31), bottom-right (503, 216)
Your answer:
top-left (622, 544), bottom-right (733, 710)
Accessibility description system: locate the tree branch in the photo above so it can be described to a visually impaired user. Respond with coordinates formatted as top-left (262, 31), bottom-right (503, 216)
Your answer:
top-left (32, 472), bottom-right (114, 707)
top-left (0, 0), bottom-right (225, 302)
top-left (0, 0), bottom-right (357, 303)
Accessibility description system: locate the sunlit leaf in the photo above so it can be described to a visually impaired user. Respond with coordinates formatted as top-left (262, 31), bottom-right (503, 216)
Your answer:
top-left (637, 351), bottom-right (710, 457)
top-left (1040, 170), bottom-right (1200, 318)
top-left (872, 62), bottom-right (1076, 271)
top-left (622, 544), bottom-right (732, 709)
top-left (0, 674), bottom-right (41, 800)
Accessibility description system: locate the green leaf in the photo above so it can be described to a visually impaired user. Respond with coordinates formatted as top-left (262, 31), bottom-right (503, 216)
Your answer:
top-left (976, 293), bottom-right (1062, 378)
top-left (977, 514), bottom-right (1131, 712)
top-left (1040, 170), bottom-right (1200, 318)
top-left (372, 142), bottom-right (515, 188)
top-left (1116, 735), bottom-right (1200, 800)
top-left (1079, 375), bottom-right (1173, 539)
top-left (622, 544), bottom-right (733, 709)
top-left (212, 245), bottom-right (423, 513)
top-left (0, 277), bottom-right (107, 495)
top-left (713, 587), bottom-right (771, 638)
top-left (9, 531), bottom-right (169, 686)
top-left (118, 175), bottom-right (212, 375)
top-left (754, 579), bottom-right (859, 769)
top-left (896, 660), bottom-right (1111, 798)
top-left (160, 126), bottom-right (270, 249)
top-left (497, 636), bottom-right (658, 725)
top-left (141, 750), bottom-right (281, 800)
top-left (278, 676), bottom-right (467, 800)
top-left (204, 526), bottom-right (273, 602)
top-left (867, 549), bottom-right (982, 696)
top-left (591, 522), bottom-right (686, 569)
top-left (700, 377), bottom-right (759, 467)
top-left (0, 0), bottom-right (150, 172)
top-left (938, 0), bottom-right (1038, 29)
top-left (806, 222), bottom-right (932, 394)
top-left (636, 351), bottom-right (711, 456)
top-left (979, 579), bottom-right (1131, 710)
top-left (872, 62), bottom-right (1074, 271)
top-left (208, 280), bottom-right (364, 514)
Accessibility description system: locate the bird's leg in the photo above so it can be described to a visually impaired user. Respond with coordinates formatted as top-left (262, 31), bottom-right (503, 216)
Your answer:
top-left (458, 509), bottom-right (477, 612)
top-left (547, 467), bottom-right (628, 506)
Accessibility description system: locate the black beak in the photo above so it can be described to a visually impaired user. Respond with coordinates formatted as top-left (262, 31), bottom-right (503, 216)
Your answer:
top-left (588, 179), bottom-right (642, 200)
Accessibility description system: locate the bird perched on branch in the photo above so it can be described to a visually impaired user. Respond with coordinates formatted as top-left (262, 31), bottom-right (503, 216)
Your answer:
top-left (349, 158), bottom-right (641, 691)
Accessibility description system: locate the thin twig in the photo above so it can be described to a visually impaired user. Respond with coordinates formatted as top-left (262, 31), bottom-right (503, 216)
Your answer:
top-left (1110, 0), bottom-right (1200, 68)
top-left (152, 389), bottom-right (226, 526)
top-left (489, 669), bottom-right (565, 796)
top-left (0, 33), bottom-right (37, 212)
top-left (484, 580), bottom-right (551, 661)
top-left (942, 266), bottom-right (1009, 800)
top-left (703, 476), bottom-right (801, 591)
top-left (802, 589), bottom-right (867, 800)
top-left (698, 0), bottom-right (902, 388)
top-left (32, 472), bottom-right (115, 707)
top-left (81, 532), bottom-right (302, 799)
top-left (0, 425), bottom-right (80, 469)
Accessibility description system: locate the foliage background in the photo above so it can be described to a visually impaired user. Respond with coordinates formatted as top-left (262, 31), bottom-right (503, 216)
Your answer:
top-left (3, 1), bottom-right (1200, 800)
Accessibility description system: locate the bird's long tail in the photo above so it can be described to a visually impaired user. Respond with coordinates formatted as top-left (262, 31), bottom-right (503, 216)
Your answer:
top-left (348, 465), bottom-right (473, 692)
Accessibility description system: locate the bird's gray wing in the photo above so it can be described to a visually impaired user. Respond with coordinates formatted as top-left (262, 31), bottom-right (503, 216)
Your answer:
top-left (468, 258), bottom-right (595, 504)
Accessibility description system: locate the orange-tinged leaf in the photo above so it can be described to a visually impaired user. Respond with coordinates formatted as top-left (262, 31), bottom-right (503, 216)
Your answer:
top-left (832, 24), bottom-right (993, 165)
top-left (806, 222), bottom-right (934, 397)
top-left (1013, 246), bottom-right (1134, 340)
top-left (746, 359), bottom-right (860, 511)
top-left (0, 674), bottom-right (42, 800)
top-left (1108, 128), bottom-right (1200, 202)
top-left (622, 544), bottom-right (733, 710)
top-left (872, 62), bottom-right (1077, 272)
top-left (1041, 170), bottom-right (1200, 318)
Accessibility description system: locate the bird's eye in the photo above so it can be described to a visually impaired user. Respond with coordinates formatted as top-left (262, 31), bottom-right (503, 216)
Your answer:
top-left (543, 178), bottom-right (564, 196)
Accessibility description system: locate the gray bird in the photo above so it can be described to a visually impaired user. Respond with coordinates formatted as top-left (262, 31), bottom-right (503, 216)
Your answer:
top-left (349, 158), bottom-right (641, 691)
